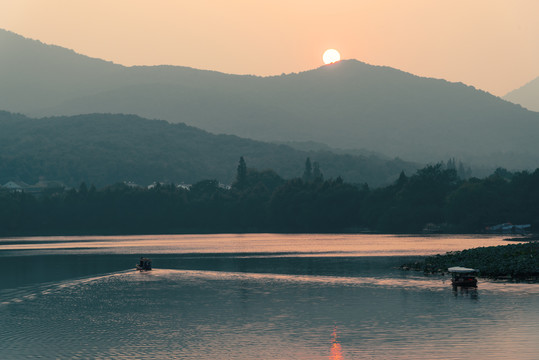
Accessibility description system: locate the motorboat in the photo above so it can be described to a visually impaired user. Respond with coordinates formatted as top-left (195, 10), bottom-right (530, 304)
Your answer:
top-left (448, 266), bottom-right (478, 287)
top-left (136, 257), bottom-right (152, 271)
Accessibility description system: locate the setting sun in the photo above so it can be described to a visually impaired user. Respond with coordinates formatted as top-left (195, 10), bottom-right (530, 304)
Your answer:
top-left (323, 49), bottom-right (341, 64)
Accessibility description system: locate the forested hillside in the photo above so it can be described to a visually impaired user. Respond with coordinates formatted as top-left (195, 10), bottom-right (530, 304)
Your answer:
top-left (0, 111), bottom-right (418, 187)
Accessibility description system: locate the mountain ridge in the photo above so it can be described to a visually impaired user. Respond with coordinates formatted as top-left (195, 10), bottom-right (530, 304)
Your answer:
top-left (504, 76), bottom-right (539, 112)
top-left (2, 28), bottom-right (539, 169)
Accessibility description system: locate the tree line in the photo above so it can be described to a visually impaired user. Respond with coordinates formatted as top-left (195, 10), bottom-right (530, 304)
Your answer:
top-left (1, 158), bottom-right (538, 236)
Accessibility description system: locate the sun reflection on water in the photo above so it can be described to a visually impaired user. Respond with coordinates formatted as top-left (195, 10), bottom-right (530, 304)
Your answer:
top-left (330, 326), bottom-right (343, 360)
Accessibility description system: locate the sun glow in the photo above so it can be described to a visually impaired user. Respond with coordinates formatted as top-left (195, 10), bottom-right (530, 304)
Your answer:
top-left (323, 49), bottom-right (341, 64)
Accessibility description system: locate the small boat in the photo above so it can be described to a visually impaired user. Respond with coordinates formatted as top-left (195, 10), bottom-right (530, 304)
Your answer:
top-left (448, 266), bottom-right (478, 287)
top-left (136, 257), bottom-right (152, 271)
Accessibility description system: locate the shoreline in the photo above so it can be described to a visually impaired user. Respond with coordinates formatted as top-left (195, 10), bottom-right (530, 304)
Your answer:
top-left (504, 234), bottom-right (539, 242)
top-left (401, 241), bottom-right (539, 283)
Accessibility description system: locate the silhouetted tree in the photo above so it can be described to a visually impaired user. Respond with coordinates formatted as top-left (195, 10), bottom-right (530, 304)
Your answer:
top-left (492, 167), bottom-right (513, 181)
top-left (78, 182), bottom-right (88, 194)
top-left (234, 156), bottom-right (247, 189)
top-left (313, 161), bottom-right (323, 182)
top-left (396, 171), bottom-right (407, 187)
top-left (302, 158), bottom-right (313, 182)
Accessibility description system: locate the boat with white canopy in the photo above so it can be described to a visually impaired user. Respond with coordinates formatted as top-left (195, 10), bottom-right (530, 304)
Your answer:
top-left (448, 266), bottom-right (478, 287)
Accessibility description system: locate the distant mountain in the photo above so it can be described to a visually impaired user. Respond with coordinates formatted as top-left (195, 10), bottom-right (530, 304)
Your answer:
top-left (2, 29), bottom-right (539, 169)
top-left (277, 141), bottom-right (389, 159)
top-left (504, 76), bottom-right (539, 112)
top-left (0, 111), bottom-right (419, 187)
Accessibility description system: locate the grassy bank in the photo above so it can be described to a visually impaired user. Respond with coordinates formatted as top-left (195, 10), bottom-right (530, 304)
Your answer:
top-left (401, 241), bottom-right (539, 281)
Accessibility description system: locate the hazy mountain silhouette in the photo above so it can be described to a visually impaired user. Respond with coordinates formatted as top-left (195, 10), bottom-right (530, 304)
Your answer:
top-left (2, 29), bottom-right (539, 168)
top-left (0, 111), bottom-right (419, 187)
top-left (504, 76), bottom-right (539, 112)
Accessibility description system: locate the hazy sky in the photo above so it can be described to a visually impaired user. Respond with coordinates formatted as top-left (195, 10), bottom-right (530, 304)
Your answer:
top-left (1, 0), bottom-right (538, 96)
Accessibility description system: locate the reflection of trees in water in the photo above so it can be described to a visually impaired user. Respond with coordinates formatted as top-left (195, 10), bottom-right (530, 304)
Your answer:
top-left (330, 326), bottom-right (343, 360)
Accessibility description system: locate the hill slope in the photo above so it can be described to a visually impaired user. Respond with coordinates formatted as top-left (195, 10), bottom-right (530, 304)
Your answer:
top-left (0, 111), bottom-right (418, 187)
top-left (504, 76), bottom-right (539, 112)
top-left (2, 29), bottom-right (539, 168)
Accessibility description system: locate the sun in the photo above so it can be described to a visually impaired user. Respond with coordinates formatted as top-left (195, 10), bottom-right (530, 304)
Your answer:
top-left (323, 49), bottom-right (341, 64)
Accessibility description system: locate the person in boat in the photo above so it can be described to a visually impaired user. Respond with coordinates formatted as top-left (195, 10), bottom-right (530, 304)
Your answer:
top-left (137, 257), bottom-right (152, 271)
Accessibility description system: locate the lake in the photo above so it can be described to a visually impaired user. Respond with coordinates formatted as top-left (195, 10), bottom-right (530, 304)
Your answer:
top-left (1, 234), bottom-right (538, 359)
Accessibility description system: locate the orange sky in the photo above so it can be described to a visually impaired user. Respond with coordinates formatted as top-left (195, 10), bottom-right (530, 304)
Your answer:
top-left (1, 0), bottom-right (538, 96)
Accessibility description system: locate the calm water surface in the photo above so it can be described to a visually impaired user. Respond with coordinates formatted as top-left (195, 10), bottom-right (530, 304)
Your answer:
top-left (1, 234), bottom-right (537, 359)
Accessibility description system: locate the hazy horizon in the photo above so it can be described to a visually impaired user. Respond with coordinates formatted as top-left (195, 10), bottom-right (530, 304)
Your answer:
top-left (2, 3), bottom-right (539, 358)
top-left (1, 1), bottom-right (538, 96)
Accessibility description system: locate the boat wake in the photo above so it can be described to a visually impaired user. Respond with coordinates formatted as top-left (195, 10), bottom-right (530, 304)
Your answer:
top-left (2, 267), bottom-right (538, 308)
